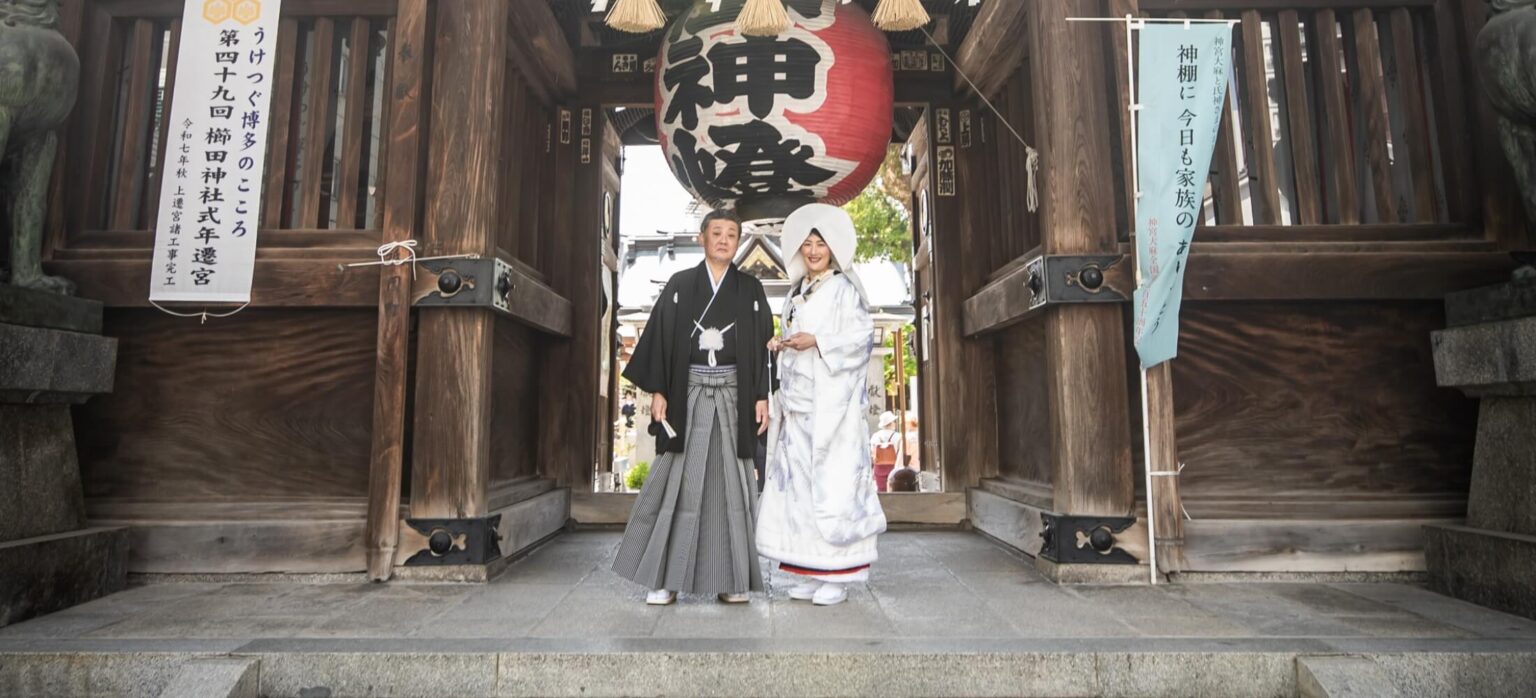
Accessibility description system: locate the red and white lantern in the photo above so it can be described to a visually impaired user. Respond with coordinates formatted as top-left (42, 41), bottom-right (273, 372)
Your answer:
top-left (655, 0), bottom-right (894, 212)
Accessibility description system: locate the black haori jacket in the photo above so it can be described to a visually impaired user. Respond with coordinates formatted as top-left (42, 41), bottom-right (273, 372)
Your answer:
top-left (623, 262), bottom-right (776, 459)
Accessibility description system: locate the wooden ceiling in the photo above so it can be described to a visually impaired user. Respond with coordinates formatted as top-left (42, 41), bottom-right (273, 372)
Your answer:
top-left (545, 0), bottom-right (986, 55)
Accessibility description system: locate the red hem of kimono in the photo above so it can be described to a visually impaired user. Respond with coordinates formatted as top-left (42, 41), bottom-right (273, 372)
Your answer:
top-left (778, 563), bottom-right (871, 578)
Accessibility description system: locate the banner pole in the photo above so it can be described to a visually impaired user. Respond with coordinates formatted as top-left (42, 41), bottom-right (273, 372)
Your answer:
top-left (1116, 14), bottom-right (1159, 586)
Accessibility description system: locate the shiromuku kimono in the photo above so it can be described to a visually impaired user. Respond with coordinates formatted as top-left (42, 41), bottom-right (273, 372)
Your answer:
top-left (611, 262), bottom-right (775, 595)
top-left (757, 204), bottom-right (888, 583)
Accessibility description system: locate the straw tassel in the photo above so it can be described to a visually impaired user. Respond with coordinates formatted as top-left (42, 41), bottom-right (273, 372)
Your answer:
top-left (604, 0), bottom-right (667, 33)
top-left (737, 0), bottom-right (791, 36)
top-left (872, 0), bottom-right (930, 31)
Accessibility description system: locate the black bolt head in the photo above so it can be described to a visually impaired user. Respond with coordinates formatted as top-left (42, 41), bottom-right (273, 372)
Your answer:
top-left (1027, 271), bottom-right (1043, 296)
top-left (496, 272), bottom-right (512, 300)
top-left (1089, 526), bottom-right (1115, 552)
top-left (428, 530), bottom-right (453, 556)
top-left (1080, 266), bottom-right (1104, 290)
top-left (437, 270), bottom-right (463, 296)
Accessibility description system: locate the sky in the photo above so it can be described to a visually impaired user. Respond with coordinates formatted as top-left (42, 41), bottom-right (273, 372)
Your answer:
top-left (619, 145), bottom-right (697, 238)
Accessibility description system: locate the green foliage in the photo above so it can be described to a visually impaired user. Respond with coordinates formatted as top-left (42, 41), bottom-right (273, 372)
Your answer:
top-left (625, 461), bottom-right (651, 491)
top-left (844, 146), bottom-right (912, 264)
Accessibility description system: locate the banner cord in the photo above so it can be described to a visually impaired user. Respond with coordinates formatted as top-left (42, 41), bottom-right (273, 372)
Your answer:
top-left (149, 300), bottom-right (250, 325)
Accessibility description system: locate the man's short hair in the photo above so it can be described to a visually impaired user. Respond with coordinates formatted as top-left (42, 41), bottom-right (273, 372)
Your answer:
top-left (699, 208), bottom-right (743, 235)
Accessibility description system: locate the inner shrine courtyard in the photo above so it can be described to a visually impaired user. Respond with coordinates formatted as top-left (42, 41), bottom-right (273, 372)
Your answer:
top-left (3, 0), bottom-right (1536, 695)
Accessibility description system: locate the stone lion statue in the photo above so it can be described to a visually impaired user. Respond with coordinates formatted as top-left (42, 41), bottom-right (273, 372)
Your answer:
top-left (0, 0), bottom-right (80, 294)
top-left (1478, 0), bottom-right (1536, 228)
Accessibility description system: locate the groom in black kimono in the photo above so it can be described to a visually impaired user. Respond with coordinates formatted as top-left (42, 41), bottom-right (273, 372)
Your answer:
top-left (612, 209), bottom-right (776, 604)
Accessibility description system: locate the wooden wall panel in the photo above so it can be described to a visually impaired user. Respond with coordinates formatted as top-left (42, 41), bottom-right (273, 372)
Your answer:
top-left (993, 319), bottom-right (1053, 487)
top-left (491, 317), bottom-right (542, 485)
top-left (1171, 302), bottom-right (1475, 501)
top-left (78, 310), bottom-right (377, 500)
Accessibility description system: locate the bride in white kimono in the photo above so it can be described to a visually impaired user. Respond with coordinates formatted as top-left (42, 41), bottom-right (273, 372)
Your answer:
top-left (758, 203), bottom-right (887, 607)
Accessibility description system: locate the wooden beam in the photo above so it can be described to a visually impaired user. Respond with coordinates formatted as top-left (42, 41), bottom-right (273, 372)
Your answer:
top-left (1352, 9), bottom-right (1398, 223)
top-left (1312, 9), bottom-right (1361, 224)
top-left (536, 105), bottom-right (584, 486)
top-left (1204, 10), bottom-right (1244, 225)
top-left (96, 0), bottom-right (400, 16)
top-left (506, 0), bottom-right (578, 104)
top-left (262, 18), bottom-right (300, 229)
top-left (1181, 248), bottom-right (1513, 300)
top-left (297, 18), bottom-right (337, 228)
top-left (108, 19), bottom-right (157, 230)
top-left (335, 18), bottom-right (374, 230)
top-left (952, 0), bottom-right (1029, 99)
top-left (1142, 360), bottom-right (1185, 574)
top-left (1426, 0), bottom-right (1473, 225)
top-left (364, 0), bottom-right (427, 582)
top-left (1239, 10), bottom-right (1284, 224)
top-left (48, 256), bottom-right (381, 307)
top-left (1276, 10), bottom-right (1322, 225)
top-left (144, 19), bottom-right (182, 230)
top-left (961, 242), bottom-right (1509, 333)
top-left (1182, 518), bottom-right (1450, 573)
top-left (1388, 8), bottom-right (1438, 223)
top-left (1029, 0), bottom-right (1133, 517)
top-left (1141, 0), bottom-right (1434, 9)
top-left (409, 0), bottom-right (510, 521)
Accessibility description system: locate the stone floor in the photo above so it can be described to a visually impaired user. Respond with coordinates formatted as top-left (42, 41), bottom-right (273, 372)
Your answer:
top-left (5, 530), bottom-right (1536, 697)
top-left (6, 530), bottom-right (1536, 644)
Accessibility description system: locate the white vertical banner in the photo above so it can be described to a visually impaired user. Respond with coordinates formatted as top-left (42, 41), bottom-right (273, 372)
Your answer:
top-left (149, 0), bottom-right (284, 304)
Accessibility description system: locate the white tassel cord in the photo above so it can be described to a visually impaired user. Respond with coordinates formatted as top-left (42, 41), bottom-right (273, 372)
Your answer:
top-left (738, 0), bottom-right (791, 36)
top-left (604, 0), bottom-right (667, 33)
top-left (872, 0), bottom-right (930, 31)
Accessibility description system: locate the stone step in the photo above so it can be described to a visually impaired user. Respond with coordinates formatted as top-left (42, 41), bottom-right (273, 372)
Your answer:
top-left (157, 658), bottom-right (258, 698)
top-left (3, 642), bottom-right (1535, 697)
top-left (1297, 656), bottom-right (1400, 698)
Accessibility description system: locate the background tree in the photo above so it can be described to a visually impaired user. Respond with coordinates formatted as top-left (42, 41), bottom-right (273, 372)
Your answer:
top-left (845, 145), bottom-right (912, 264)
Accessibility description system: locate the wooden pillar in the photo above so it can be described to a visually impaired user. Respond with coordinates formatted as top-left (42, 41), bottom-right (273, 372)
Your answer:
top-left (536, 105), bottom-right (602, 490)
top-left (1030, 0), bottom-right (1133, 517)
top-left (929, 103), bottom-right (1000, 491)
top-left (364, 0), bottom-right (429, 581)
top-left (408, 0), bottom-right (508, 521)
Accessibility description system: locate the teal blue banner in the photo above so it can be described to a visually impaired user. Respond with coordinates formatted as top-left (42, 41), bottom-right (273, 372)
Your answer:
top-left (1133, 23), bottom-right (1233, 369)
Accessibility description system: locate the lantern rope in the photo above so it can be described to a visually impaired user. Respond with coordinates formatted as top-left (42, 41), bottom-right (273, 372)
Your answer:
top-left (737, 0), bottom-right (791, 36)
top-left (872, 0), bottom-right (931, 32)
top-left (919, 26), bottom-right (1041, 213)
top-left (604, 0), bottom-right (667, 33)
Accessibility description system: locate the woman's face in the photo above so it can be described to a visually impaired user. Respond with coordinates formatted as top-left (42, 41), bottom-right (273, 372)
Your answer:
top-left (800, 232), bottom-right (831, 275)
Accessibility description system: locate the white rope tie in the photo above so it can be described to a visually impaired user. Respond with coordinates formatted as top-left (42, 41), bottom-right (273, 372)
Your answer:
top-left (340, 239), bottom-right (481, 278)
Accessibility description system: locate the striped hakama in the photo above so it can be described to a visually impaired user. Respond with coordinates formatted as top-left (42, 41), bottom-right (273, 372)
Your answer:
top-left (612, 367), bottom-right (764, 594)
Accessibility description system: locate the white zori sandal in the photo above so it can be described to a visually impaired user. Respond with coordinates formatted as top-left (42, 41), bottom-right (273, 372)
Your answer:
top-left (646, 589), bottom-right (677, 605)
top-left (788, 581), bottom-right (822, 601)
top-left (812, 583), bottom-right (848, 606)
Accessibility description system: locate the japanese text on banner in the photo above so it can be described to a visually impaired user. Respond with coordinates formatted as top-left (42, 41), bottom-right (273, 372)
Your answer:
top-left (148, 0), bottom-right (284, 304)
top-left (1133, 23), bottom-right (1233, 369)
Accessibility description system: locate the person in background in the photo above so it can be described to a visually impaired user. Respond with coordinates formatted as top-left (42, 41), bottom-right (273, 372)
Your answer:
top-left (869, 411), bottom-right (903, 493)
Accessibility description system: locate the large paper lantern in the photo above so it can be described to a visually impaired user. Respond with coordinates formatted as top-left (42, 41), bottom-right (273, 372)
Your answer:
top-left (655, 0), bottom-right (894, 216)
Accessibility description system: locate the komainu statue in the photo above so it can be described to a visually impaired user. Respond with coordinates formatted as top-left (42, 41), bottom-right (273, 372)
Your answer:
top-left (0, 0), bottom-right (79, 294)
top-left (1479, 1), bottom-right (1536, 227)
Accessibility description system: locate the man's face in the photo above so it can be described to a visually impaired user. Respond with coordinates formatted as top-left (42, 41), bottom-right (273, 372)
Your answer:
top-left (700, 220), bottom-right (741, 266)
